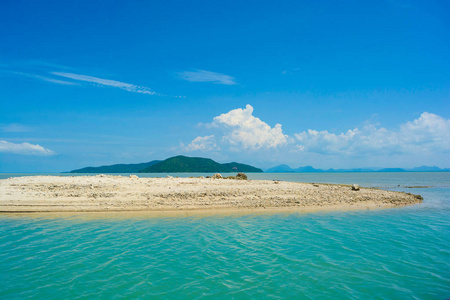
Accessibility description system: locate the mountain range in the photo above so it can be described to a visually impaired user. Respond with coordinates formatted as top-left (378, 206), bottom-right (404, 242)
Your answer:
top-left (265, 165), bottom-right (450, 173)
top-left (69, 156), bottom-right (449, 174)
top-left (69, 155), bottom-right (263, 173)
top-left (69, 160), bottom-right (161, 173)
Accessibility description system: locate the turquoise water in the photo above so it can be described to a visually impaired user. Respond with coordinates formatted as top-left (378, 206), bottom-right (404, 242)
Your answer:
top-left (1, 173), bottom-right (449, 299)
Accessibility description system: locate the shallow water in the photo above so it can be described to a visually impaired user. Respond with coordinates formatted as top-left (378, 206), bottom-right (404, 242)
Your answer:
top-left (1, 173), bottom-right (449, 299)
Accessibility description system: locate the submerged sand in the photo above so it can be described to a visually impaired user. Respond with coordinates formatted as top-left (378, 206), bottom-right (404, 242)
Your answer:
top-left (0, 175), bottom-right (422, 213)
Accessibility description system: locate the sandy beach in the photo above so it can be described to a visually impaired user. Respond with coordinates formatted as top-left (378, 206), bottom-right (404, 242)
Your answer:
top-left (0, 175), bottom-right (423, 213)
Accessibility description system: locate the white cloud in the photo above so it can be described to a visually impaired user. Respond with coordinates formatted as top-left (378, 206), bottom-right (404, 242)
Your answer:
top-left (295, 129), bottom-right (359, 154)
top-left (182, 105), bottom-right (288, 153)
top-left (179, 108), bottom-right (449, 168)
top-left (4, 65), bottom-right (176, 96)
top-left (184, 135), bottom-right (219, 151)
top-left (400, 112), bottom-right (450, 148)
top-left (0, 141), bottom-right (55, 155)
top-left (177, 70), bottom-right (236, 85)
top-left (51, 72), bottom-right (157, 95)
top-left (294, 112), bottom-right (450, 155)
top-left (213, 104), bottom-right (288, 150)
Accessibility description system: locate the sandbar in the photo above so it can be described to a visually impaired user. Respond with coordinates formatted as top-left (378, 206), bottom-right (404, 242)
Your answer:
top-left (0, 175), bottom-right (422, 213)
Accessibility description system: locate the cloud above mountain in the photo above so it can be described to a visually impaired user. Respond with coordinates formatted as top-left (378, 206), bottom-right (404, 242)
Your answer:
top-left (181, 105), bottom-right (449, 168)
top-left (294, 112), bottom-right (450, 155)
top-left (184, 135), bottom-right (219, 151)
top-left (213, 105), bottom-right (288, 150)
top-left (184, 105), bottom-right (288, 152)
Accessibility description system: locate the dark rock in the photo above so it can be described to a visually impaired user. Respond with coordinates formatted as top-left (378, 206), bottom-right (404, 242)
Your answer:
top-left (236, 173), bottom-right (248, 180)
top-left (212, 173), bottom-right (223, 179)
top-left (351, 184), bottom-right (360, 191)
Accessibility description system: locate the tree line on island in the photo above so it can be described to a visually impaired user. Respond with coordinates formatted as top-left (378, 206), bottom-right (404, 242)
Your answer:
top-left (69, 155), bottom-right (450, 173)
top-left (69, 155), bottom-right (263, 173)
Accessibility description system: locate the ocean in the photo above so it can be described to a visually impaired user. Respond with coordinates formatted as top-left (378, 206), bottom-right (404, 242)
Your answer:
top-left (0, 172), bottom-right (449, 299)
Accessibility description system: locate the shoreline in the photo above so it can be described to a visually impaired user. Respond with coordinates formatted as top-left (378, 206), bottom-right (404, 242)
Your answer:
top-left (0, 175), bottom-right (423, 213)
top-left (0, 202), bottom-right (405, 214)
top-left (0, 204), bottom-right (410, 220)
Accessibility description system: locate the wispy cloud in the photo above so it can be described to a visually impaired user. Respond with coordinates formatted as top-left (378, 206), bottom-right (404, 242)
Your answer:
top-left (52, 72), bottom-right (157, 95)
top-left (1, 123), bottom-right (32, 133)
top-left (1, 61), bottom-right (179, 96)
top-left (24, 60), bottom-right (71, 70)
top-left (177, 70), bottom-right (237, 85)
top-left (0, 140), bottom-right (55, 156)
top-left (28, 73), bottom-right (77, 85)
top-left (2, 71), bottom-right (76, 85)
top-left (281, 68), bottom-right (301, 75)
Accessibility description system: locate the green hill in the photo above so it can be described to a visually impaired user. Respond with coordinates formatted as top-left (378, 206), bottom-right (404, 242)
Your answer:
top-left (139, 155), bottom-right (263, 173)
top-left (221, 162), bottom-right (263, 173)
top-left (70, 160), bottom-right (160, 173)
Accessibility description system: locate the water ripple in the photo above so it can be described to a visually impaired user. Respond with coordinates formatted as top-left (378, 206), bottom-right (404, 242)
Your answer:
top-left (1, 176), bottom-right (450, 299)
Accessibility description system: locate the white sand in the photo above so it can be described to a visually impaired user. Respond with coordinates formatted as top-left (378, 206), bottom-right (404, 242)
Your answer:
top-left (0, 175), bottom-right (422, 213)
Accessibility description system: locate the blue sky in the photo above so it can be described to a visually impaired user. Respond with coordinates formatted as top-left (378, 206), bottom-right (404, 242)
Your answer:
top-left (1, 0), bottom-right (449, 172)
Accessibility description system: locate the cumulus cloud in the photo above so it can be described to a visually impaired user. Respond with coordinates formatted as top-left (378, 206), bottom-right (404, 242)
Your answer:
top-left (51, 72), bottom-right (157, 95)
top-left (184, 135), bottom-right (219, 151)
top-left (181, 107), bottom-right (448, 168)
top-left (294, 112), bottom-right (450, 155)
top-left (400, 112), bottom-right (450, 147)
top-left (0, 141), bottom-right (55, 155)
top-left (182, 105), bottom-right (288, 153)
top-left (295, 129), bottom-right (359, 154)
top-left (177, 70), bottom-right (236, 85)
top-left (213, 105), bottom-right (288, 150)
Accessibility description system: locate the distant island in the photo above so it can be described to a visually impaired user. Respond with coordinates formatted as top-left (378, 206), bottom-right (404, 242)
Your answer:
top-left (69, 157), bottom-right (449, 174)
top-left (69, 155), bottom-right (263, 173)
top-left (69, 160), bottom-right (161, 173)
top-left (265, 164), bottom-right (450, 173)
